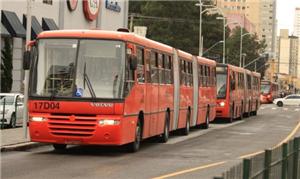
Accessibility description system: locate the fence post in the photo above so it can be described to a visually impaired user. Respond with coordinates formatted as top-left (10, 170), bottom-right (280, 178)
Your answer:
top-left (1, 98), bottom-right (6, 129)
top-left (243, 158), bottom-right (251, 179)
top-left (15, 95), bottom-right (18, 126)
top-left (293, 137), bottom-right (299, 179)
top-left (264, 149), bottom-right (272, 179)
top-left (282, 143), bottom-right (288, 179)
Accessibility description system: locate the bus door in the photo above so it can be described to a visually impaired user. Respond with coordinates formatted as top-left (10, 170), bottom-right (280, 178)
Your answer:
top-left (147, 51), bottom-right (159, 136)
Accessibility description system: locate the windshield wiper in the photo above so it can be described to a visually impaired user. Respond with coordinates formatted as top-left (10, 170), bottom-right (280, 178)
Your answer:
top-left (83, 63), bottom-right (97, 101)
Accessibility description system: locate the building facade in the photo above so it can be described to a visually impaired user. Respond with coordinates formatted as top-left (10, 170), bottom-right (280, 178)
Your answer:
top-left (277, 29), bottom-right (300, 89)
top-left (215, 0), bottom-right (277, 58)
top-left (294, 7), bottom-right (300, 37)
top-left (1, 0), bottom-right (129, 93)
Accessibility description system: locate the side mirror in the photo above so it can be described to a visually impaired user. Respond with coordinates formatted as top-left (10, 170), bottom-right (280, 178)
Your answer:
top-left (129, 55), bottom-right (137, 70)
top-left (23, 51), bottom-right (31, 70)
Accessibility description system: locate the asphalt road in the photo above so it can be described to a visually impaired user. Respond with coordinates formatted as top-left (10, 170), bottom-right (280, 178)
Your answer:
top-left (2, 104), bottom-right (300, 179)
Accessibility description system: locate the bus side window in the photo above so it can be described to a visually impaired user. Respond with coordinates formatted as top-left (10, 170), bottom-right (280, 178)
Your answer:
top-left (137, 47), bottom-right (145, 83)
top-left (150, 52), bottom-right (159, 83)
top-left (189, 62), bottom-right (193, 86)
top-left (144, 50), bottom-right (151, 83)
top-left (124, 51), bottom-right (135, 97)
top-left (180, 59), bottom-right (185, 85)
top-left (158, 53), bottom-right (164, 84)
top-left (164, 55), bottom-right (171, 84)
top-left (230, 72), bottom-right (235, 91)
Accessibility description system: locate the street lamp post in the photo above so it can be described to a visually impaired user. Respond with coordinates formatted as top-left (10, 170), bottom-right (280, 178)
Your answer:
top-left (240, 32), bottom-right (251, 67)
top-left (202, 40), bottom-right (224, 55)
top-left (216, 17), bottom-right (226, 64)
top-left (195, 1), bottom-right (223, 56)
top-left (24, 0), bottom-right (32, 139)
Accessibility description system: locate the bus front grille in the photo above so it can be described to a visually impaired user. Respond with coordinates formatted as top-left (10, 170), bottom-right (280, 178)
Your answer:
top-left (48, 115), bottom-right (97, 137)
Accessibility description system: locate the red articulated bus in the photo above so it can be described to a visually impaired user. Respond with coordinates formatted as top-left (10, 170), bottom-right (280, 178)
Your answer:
top-left (243, 70), bottom-right (261, 117)
top-left (25, 30), bottom-right (216, 152)
top-left (260, 80), bottom-right (279, 103)
top-left (216, 63), bottom-right (249, 122)
top-left (250, 72), bottom-right (261, 115)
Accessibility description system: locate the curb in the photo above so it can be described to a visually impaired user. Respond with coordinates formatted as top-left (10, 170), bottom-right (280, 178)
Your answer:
top-left (1, 142), bottom-right (48, 152)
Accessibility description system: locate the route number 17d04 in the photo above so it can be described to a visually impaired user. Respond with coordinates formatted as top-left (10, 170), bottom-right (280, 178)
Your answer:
top-left (34, 102), bottom-right (60, 110)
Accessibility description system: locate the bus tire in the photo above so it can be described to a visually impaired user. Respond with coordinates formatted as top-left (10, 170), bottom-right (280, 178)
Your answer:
top-left (127, 119), bottom-right (142, 153)
top-left (182, 109), bottom-right (190, 136)
top-left (245, 101), bottom-right (251, 118)
top-left (203, 108), bottom-right (210, 129)
top-left (240, 102), bottom-right (244, 120)
top-left (159, 112), bottom-right (170, 143)
top-left (253, 101), bottom-right (258, 116)
top-left (9, 113), bottom-right (16, 128)
top-left (53, 144), bottom-right (67, 151)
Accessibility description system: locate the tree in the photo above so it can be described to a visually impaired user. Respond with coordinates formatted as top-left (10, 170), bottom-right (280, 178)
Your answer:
top-left (226, 27), bottom-right (267, 76)
top-left (1, 38), bottom-right (13, 92)
top-left (129, 1), bottom-right (226, 56)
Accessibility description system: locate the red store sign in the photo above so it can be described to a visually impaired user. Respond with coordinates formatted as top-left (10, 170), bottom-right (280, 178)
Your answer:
top-left (83, 0), bottom-right (100, 21)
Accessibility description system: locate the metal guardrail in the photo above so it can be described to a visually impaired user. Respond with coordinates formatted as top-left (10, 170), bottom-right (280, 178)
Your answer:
top-left (214, 137), bottom-right (300, 179)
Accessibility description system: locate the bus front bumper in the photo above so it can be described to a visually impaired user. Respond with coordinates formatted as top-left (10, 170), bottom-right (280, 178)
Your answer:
top-left (29, 115), bottom-right (136, 146)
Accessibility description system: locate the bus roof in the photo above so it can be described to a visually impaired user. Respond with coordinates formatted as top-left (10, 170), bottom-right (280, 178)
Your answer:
top-left (37, 30), bottom-right (174, 54)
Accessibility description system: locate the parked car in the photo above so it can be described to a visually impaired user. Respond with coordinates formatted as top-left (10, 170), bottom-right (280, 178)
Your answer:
top-left (273, 94), bottom-right (300, 107)
top-left (0, 93), bottom-right (24, 128)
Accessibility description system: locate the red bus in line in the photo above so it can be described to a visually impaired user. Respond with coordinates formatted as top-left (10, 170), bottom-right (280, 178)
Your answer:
top-left (216, 64), bottom-right (253, 122)
top-left (260, 80), bottom-right (279, 103)
top-left (24, 30), bottom-right (216, 152)
top-left (243, 70), bottom-right (261, 117)
top-left (250, 72), bottom-right (261, 115)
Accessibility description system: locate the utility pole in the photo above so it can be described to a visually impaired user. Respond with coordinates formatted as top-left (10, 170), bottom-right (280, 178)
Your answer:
top-left (24, 0), bottom-right (32, 139)
top-left (199, 0), bottom-right (203, 56)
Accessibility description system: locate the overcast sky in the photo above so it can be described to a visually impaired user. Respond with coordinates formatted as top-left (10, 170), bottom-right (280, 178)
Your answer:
top-left (276, 0), bottom-right (300, 35)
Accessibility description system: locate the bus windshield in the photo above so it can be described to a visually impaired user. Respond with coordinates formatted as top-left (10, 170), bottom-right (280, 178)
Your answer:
top-left (30, 39), bottom-right (125, 99)
top-left (260, 84), bottom-right (271, 94)
top-left (217, 74), bottom-right (227, 99)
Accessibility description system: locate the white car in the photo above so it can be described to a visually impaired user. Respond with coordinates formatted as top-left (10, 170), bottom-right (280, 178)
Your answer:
top-left (273, 94), bottom-right (300, 107)
top-left (0, 93), bottom-right (24, 128)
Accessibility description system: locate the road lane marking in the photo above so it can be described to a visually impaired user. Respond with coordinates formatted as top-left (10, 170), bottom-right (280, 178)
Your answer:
top-left (154, 119), bottom-right (300, 178)
top-left (166, 121), bottom-right (245, 145)
top-left (272, 107), bottom-right (277, 110)
top-left (151, 161), bottom-right (227, 179)
top-left (273, 121), bottom-right (300, 148)
top-left (295, 109), bottom-right (300, 111)
top-left (283, 108), bottom-right (288, 111)
top-left (239, 121), bottom-right (300, 159)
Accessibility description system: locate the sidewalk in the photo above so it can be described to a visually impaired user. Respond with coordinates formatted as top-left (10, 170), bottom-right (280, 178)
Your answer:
top-left (1, 126), bottom-right (46, 152)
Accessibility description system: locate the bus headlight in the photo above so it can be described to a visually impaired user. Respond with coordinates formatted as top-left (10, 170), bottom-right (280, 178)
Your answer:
top-left (30, 117), bottom-right (46, 122)
top-left (220, 102), bottom-right (225, 107)
top-left (98, 119), bottom-right (120, 126)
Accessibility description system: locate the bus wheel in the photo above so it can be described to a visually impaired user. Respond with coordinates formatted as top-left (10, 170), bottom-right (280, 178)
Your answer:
top-left (182, 110), bottom-right (190, 135)
top-left (245, 102), bottom-right (251, 118)
top-left (240, 103), bottom-right (244, 120)
top-left (128, 120), bottom-right (142, 153)
top-left (159, 112), bottom-right (170, 143)
top-left (53, 144), bottom-right (67, 151)
top-left (253, 102), bottom-right (258, 116)
top-left (203, 109), bottom-right (210, 129)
